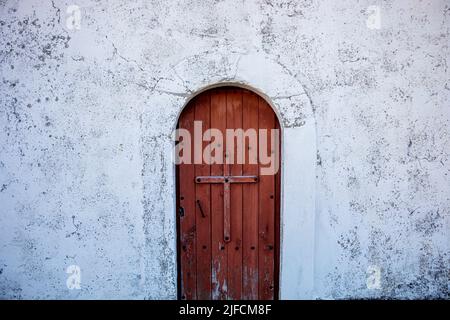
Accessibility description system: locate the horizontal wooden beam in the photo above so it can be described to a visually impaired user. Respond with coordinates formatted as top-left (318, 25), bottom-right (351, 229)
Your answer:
top-left (228, 176), bottom-right (258, 183)
top-left (195, 175), bottom-right (258, 184)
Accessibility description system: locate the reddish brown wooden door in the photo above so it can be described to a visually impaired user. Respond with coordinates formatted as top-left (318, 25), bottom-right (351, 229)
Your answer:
top-left (176, 87), bottom-right (281, 300)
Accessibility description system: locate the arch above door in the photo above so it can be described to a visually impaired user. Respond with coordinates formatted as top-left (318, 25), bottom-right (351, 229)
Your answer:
top-left (141, 51), bottom-right (317, 299)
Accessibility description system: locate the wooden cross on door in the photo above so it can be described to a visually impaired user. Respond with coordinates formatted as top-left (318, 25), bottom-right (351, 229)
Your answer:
top-left (195, 163), bottom-right (258, 243)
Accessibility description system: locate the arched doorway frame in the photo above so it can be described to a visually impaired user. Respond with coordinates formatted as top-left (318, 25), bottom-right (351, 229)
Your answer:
top-left (141, 52), bottom-right (317, 299)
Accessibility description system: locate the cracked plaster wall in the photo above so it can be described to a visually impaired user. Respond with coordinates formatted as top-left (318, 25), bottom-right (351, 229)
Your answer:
top-left (0, 0), bottom-right (449, 299)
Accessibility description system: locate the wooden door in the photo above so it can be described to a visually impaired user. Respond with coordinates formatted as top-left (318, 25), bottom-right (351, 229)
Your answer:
top-left (176, 87), bottom-right (281, 300)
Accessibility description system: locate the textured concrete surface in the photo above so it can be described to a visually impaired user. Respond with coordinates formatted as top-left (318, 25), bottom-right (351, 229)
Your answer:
top-left (0, 0), bottom-right (449, 299)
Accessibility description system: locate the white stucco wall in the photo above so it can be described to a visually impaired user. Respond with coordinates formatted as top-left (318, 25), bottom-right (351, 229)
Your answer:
top-left (0, 0), bottom-right (448, 299)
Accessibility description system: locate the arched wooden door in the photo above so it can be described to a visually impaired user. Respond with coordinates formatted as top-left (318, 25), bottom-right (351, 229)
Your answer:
top-left (176, 87), bottom-right (281, 300)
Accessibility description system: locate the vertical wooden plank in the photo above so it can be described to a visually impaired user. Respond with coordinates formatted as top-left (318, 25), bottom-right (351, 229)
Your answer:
top-left (178, 102), bottom-right (197, 300)
top-left (195, 93), bottom-right (212, 299)
top-left (226, 88), bottom-right (243, 300)
top-left (176, 161), bottom-right (181, 299)
top-left (258, 97), bottom-right (275, 300)
top-left (242, 91), bottom-right (259, 299)
top-left (223, 175), bottom-right (231, 243)
top-left (210, 89), bottom-right (228, 300)
top-left (274, 117), bottom-right (281, 300)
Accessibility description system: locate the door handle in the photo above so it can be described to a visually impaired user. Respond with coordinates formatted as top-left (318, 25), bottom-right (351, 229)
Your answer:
top-left (179, 206), bottom-right (185, 217)
top-left (196, 200), bottom-right (206, 218)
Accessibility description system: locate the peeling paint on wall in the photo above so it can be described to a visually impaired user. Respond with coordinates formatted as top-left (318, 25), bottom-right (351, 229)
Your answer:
top-left (0, 0), bottom-right (449, 299)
